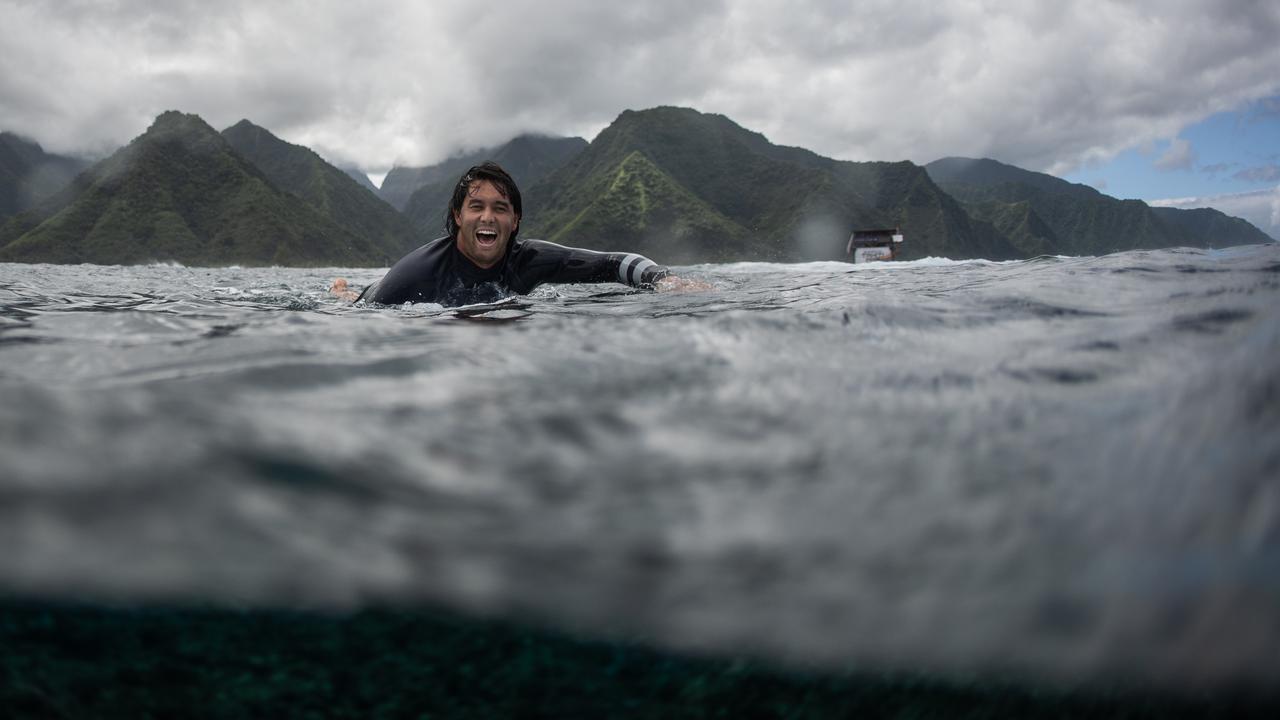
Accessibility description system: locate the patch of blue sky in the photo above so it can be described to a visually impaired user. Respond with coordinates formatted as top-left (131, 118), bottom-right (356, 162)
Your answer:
top-left (1063, 96), bottom-right (1280, 202)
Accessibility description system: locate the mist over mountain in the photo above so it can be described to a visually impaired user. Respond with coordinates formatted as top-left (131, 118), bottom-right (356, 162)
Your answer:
top-left (925, 157), bottom-right (1271, 255)
top-left (0, 112), bottom-right (391, 266)
top-left (338, 164), bottom-right (379, 193)
top-left (0, 132), bottom-right (90, 220)
top-left (378, 165), bottom-right (459, 213)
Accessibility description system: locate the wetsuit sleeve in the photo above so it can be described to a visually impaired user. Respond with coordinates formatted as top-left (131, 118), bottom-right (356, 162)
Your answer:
top-left (614, 253), bottom-right (670, 287)
top-left (353, 280), bottom-right (379, 303)
top-left (511, 240), bottom-right (668, 291)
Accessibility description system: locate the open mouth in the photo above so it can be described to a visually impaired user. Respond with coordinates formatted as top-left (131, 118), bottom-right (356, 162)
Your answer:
top-left (476, 229), bottom-right (499, 246)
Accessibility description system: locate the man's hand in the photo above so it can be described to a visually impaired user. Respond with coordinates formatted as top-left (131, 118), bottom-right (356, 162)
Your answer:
top-left (329, 278), bottom-right (360, 302)
top-left (655, 275), bottom-right (713, 293)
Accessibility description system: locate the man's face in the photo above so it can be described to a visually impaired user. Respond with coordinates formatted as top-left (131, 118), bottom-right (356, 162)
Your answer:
top-left (453, 179), bottom-right (519, 269)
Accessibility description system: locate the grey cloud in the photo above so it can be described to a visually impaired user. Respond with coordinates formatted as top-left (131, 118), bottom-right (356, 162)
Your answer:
top-left (1234, 165), bottom-right (1280, 183)
top-left (703, 1), bottom-right (1280, 173)
top-left (1, 0), bottom-right (1278, 175)
top-left (433, 2), bottom-right (728, 131)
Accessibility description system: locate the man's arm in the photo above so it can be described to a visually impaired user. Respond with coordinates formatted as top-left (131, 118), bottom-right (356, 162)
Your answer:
top-left (510, 240), bottom-right (669, 291)
top-left (602, 251), bottom-right (711, 292)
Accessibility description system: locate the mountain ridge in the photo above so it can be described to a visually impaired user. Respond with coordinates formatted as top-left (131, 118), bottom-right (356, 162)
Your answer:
top-left (523, 107), bottom-right (1021, 261)
top-left (221, 119), bottom-right (424, 263)
top-left (1, 110), bottom-right (1271, 268)
top-left (925, 156), bottom-right (1271, 253)
top-left (0, 131), bottom-right (91, 220)
top-left (0, 112), bottom-right (389, 266)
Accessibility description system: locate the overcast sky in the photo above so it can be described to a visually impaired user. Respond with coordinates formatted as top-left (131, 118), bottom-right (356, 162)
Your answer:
top-left (2, 0), bottom-right (1278, 236)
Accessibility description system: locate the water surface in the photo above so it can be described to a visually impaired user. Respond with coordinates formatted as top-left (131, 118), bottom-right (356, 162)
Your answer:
top-left (2, 245), bottom-right (1278, 689)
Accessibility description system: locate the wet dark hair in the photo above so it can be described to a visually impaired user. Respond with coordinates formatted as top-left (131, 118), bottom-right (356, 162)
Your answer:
top-left (445, 161), bottom-right (522, 242)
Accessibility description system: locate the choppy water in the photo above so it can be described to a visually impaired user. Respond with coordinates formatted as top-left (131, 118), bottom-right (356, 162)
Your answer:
top-left (2, 245), bottom-right (1279, 690)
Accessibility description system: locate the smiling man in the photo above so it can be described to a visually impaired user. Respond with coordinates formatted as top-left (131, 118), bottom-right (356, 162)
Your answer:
top-left (348, 162), bottom-right (685, 307)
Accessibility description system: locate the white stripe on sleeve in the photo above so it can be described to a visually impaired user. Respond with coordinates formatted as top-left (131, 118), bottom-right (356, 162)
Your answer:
top-left (618, 254), bottom-right (657, 285)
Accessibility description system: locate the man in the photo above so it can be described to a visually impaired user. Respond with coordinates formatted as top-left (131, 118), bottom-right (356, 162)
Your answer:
top-left (334, 162), bottom-right (699, 306)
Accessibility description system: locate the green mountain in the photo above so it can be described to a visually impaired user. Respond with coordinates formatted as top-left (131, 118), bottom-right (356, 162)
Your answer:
top-left (381, 135), bottom-right (587, 215)
top-left (380, 164), bottom-right (462, 214)
top-left (339, 164), bottom-right (379, 193)
top-left (526, 149), bottom-right (768, 263)
top-left (950, 198), bottom-right (1066, 257)
top-left (925, 157), bottom-right (1271, 255)
top-left (6, 110), bottom-right (1263, 269)
top-left (521, 107), bottom-right (1019, 262)
top-left (222, 119), bottom-right (424, 262)
top-left (0, 112), bottom-right (391, 266)
top-left (1150, 205), bottom-right (1274, 247)
top-left (0, 132), bottom-right (89, 220)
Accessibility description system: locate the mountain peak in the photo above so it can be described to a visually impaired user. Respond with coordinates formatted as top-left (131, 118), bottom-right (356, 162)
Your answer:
top-left (223, 118), bottom-right (270, 138)
top-left (614, 106), bottom-right (748, 135)
top-left (1, 130), bottom-right (44, 152)
top-left (138, 111), bottom-right (225, 155)
top-left (0, 110), bottom-right (406, 266)
top-left (926, 156), bottom-right (1039, 185)
top-left (147, 110), bottom-right (213, 134)
top-left (221, 118), bottom-right (290, 151)
top-left (221, 116), bottom-right (423, 261)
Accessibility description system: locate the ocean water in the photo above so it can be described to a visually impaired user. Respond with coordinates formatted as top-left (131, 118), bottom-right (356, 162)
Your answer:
top-left (1, 245), bottom-right (1278, 691)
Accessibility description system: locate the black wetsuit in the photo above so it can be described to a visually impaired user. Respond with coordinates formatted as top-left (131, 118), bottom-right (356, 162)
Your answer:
top-left (359, 236), bottom-right (668, 306)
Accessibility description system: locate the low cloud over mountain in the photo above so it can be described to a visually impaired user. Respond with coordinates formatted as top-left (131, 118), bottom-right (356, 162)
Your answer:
top-left (2, 1), bottom-right (1277, 177)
